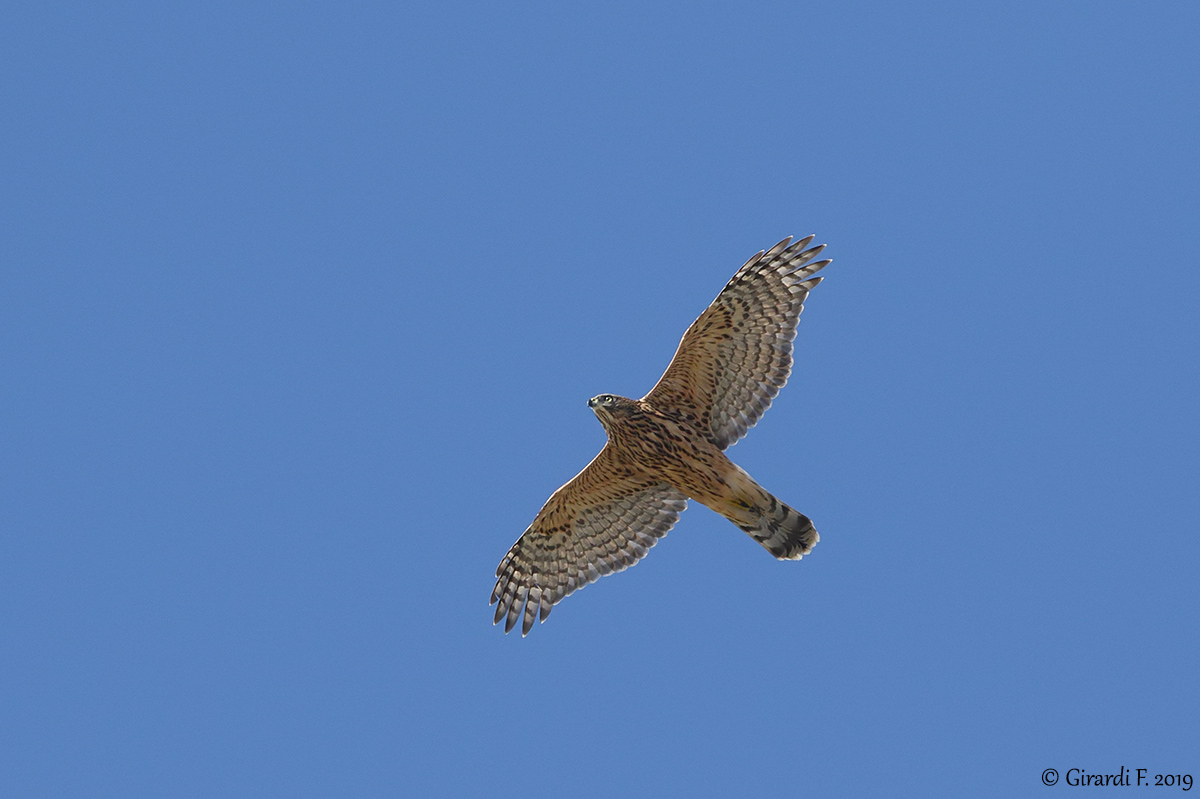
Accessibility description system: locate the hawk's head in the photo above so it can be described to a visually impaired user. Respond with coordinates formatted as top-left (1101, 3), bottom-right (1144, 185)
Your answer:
top-left (587, 394), bottom-right (636, 433)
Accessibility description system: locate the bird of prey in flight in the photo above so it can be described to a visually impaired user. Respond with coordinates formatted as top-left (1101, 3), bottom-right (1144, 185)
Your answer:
top-left (492, 235), bottom-right (833, 635)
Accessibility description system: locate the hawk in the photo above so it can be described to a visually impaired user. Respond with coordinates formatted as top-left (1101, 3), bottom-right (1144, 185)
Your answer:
top-left (492, 235), bottom-right (833, 635)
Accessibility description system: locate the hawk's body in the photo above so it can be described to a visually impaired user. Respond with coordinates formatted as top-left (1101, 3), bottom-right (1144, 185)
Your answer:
top-left (492, 236), bottom-right (833, 635)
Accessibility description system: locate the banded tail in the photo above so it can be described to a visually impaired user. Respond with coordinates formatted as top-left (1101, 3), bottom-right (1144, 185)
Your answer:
top-left (720, 468), bottom-right (819, 560)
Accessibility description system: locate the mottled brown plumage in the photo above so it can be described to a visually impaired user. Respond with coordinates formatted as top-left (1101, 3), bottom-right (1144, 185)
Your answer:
top-left (492, 235), bottom-right (833, 635)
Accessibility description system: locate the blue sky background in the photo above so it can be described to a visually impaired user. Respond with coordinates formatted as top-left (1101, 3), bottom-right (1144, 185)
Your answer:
top-left (3, 2), bottom-right (1198, 796)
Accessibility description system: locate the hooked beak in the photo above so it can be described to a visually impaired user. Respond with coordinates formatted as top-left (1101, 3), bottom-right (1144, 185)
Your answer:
top-left (587, 397), bottom-right (597, 408)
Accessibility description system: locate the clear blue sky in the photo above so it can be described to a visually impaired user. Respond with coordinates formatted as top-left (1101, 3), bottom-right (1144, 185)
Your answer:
top-left (3, 2), bottom-right (1197, 796)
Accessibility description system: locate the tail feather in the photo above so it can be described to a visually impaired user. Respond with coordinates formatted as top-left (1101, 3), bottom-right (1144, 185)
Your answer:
top-left (710, 465), bottom-right (819, 560)
top-left (736, 491), bottom-right (819, 559)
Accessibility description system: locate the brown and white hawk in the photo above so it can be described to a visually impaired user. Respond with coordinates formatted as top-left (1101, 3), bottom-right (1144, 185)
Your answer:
top-left (492, 235), bottom-right (833, 635)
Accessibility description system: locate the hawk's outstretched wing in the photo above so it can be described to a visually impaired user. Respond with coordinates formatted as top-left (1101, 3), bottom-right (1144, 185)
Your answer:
top-left (643, 236), bottom-right (831, 450)
top-left (492, 445), bottom-right (688, 635)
